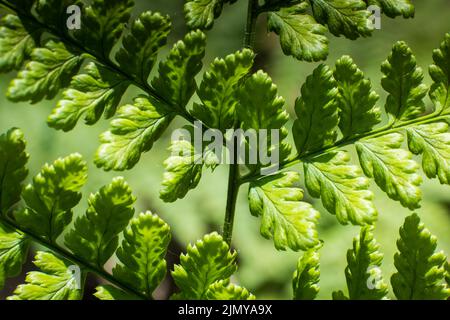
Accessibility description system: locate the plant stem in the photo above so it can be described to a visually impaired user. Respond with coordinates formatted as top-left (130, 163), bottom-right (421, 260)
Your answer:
top-left (244, 0), bottom-right (258, 49)
top-left (240, 113), bottom-right (450, 183)
top-left (223, 158), bottom-right (239, 246)
top-left (222, 0), bottom-right (259, 247)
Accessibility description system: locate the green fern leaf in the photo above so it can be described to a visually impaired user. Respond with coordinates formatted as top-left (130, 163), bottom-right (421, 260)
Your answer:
top-left (381, 41), bottom-right (428, 123)
top-left (429, 33), bottom-right (450, 114)
top-left (14, 154), bottom-right (87, 243)
top-left (248, 172), bottom-right (320, 251)
top-left (304, 151), bottom-right (377, 225)
top-left (238, 70), bottom-right (288, 131)
top-left (34, 0), bottom-right (72, 29)
top-left (334, 55), bottom-right (381, 138)
top-left (116, 11), bottom-right (171, 84)
top-left (160, 126), bottom-right (205, 202)
top-left (152, 30), bottom-right (207, 108)
top-left (65, 177), bottom-right (135, 268)
top-left (94, 285), bottom-right (140, 300)
top-left (0, 223), bottom-right (29, 289)
top-left (73, 0), bottom-right (133, 58)
top-left (367, 0), bottom-right (414, 18)
top-left (237, 70), bottom-right (291, 165)
top-left (267, 3), bottom-right (328, 62)
top-left (184, 0), bottom-right (224, 30)
top-left (7, 40), bottom-right (83, 103)
top-left (356, 133), bottom-right (422, 209)
top-left (192, 49), bottom-right (254, 131)
top-left (407, 122), bottom-right (450, 185)
top-left (8, 251), bottom-right (82, 300)
top-left (0, 128), bottom-right (28, 215)
top-left (391, 214), bottom-right (450, 300)
top-left (293, 248), bottom-right (320, 300)
top-left (0, 14), bottom-right (38, 73)
top-left (48, 62), bottom-right (130, 131)
top-left (95, 96), bottom-right (174, 171)
top-left (309, 0), bottom-right (373, 40)
top-left (331, 290), bottom-right (348, 300)
top-left (205, 280), bottom-right (255, 300)
top-left (293, 64), bottom-right (339, 156)
top-left (172, 232), bottom-right (237, 299)
top-left (337, 226), bottom-right (388, 300)
top-left (113, 212), bottom-right (171, 298)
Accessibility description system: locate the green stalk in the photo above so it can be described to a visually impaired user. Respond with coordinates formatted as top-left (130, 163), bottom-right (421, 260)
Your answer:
top-left (222, 0), bottom-right (259, 247)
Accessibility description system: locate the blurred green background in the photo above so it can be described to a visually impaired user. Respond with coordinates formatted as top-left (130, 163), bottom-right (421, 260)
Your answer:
top-left (0, 0), bottom-right (449, 299)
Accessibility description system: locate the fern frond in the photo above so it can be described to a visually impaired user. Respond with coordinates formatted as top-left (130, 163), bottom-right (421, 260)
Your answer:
top-left (8, 251), bottom-right (83, 300)
top-left (292, 248), bottom-right (320, 300)
top-left (391, 214), bottom-right (450, 300)
top-left (333, 226), bottom-right (388, 300)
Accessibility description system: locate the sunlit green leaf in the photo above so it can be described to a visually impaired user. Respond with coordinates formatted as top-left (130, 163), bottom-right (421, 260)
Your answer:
top-left (356, 133), bottom-right (422, 209)
top-left (48, 62), bottom-right (130, 131)
top-left (172, 232), bottom-right (237, 299)
top-left (113, 212), bottom-right (171, 298)
top-left (205, 280), bottom-right (255, 300)
top-left (237, 70), bottom-right (291, 166)
top-left (73, 0), bottom-right (134, 58)
top-left (193, 49), bottom-right (254, 130)
top-left (304, 151), bottom-right (377, 225)
top-left (407, 122), bottom-right (450, 185)
top-left (391, 214), bottom-right (450, 300)
top-left (94, 285), bottom-right (140, 300)
top-left (65, 177), bottom-right (135, 268)
top-left (95, 96), bottom-right (174, 171)
top-left (0, 14), bottom-right (39, 73)
top-left (184, 0), bottom-right (224, 30)
top-left (293, 64), bottom-right (339, 156)
top-left (334, 55), bottom-right (381, 137)
top-left (15, 154), bottom-right (87, 243)
top-left (7, 40), bottom-right (83, 103)
top-left (268, 3), bottom-right (328, 62)
top-left (293, 248), bottom-right (320, 300)
top-left (310, 0), bottom-right (373, 39)
top-left (8, 251), bottom-right (83, 300)
top-left (367, 0), bottom-right (414, 18)
top-left (429, 33), bottom-right (450, 114)
top-left (335, 226), bottom-right (388, 300)
top-left (249, 172), bottom-right (320, 251)
top-left (0, 128), bottom-right (28, 215)
top-left (0, 223), bottom-right (29, 289)
top-left (381, 41), bottom-right (428, 123)
top-left (160, 126), bottom-right (205, 203)
top-left (116, 11), bottom-right (171, 84)
top-left (152, 30), bottom-right (207, 108)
